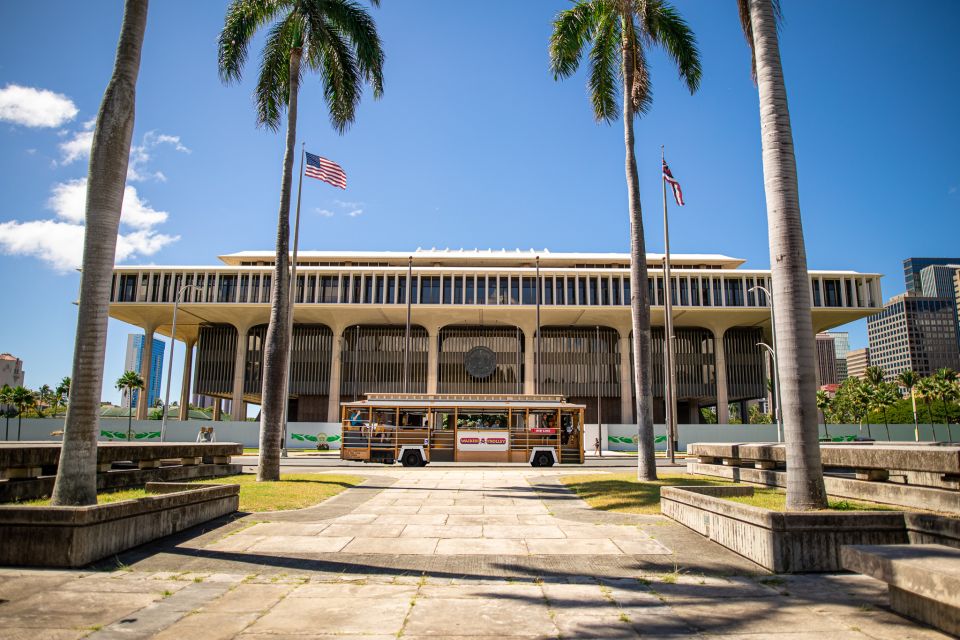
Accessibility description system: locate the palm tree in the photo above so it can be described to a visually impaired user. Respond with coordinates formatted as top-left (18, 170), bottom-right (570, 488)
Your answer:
top-left (0, 384), bottom-right (12, 440)
top-left (219, 0), bottom-right (385, 482)
top-left (933, 368), bottom-right (958, 442)
top-left (864, 366), bottom-right (885, 387)
top-left (11, 386), bottom-right (35, 441)
top-left (116, 371), bottom-right (145, 441)
top-left (897, 370), bottom-right (920, 441)
top-left (858, 382), bottom-right (874, 439)
top-left (550, 0), bottom-right (701, 480)
top-left (35, 384), bottom-right (53, 418)
top-left (915, 376), bottom-right (937, 440)
top-left (870, 383), bottom-right (898, 441)
top-left (815, 390), bottom-right (830, 440)
top-left (51, 0), bottom-right (149, 507)
top-left (737, 0), bottom-right (825, 509)
top-left (52, 377), bottom-right (71, 418)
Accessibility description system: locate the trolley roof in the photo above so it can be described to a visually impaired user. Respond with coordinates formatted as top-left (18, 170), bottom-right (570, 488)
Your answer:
top-left (342, 393), bottom-right (586, 410)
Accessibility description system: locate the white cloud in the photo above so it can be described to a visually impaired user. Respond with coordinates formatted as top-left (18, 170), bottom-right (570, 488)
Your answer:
top-left (0, 84), bottom-right (77, 128)
top-left (47, 178), bottom-right (168, 229)
top-left (58, 126), bottom-right (190, 182)
top-left (334, 199), bottom-right (363, 209)
top-left (348, 209), bottom-right (363, 217)
top-left (315, 208), bottom-right (335, 217)
top-left (58, 119), bottom-right (95, 164)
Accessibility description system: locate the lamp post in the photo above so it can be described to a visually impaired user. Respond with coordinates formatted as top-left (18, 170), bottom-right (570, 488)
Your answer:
top-left (750, 284), bottom-right (783, 443)
top-left (161, 284), bottom-right (200, 442)
top-left (755, 342), bottom-right (782, 442)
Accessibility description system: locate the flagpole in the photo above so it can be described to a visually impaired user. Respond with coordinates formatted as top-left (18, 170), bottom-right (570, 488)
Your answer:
top-left (280, 142), bottom-right (306, 458)
top-left (535, 255), bottom-right (541, 395)
top-left (662, 146), bottom-right (677, 465)
top-left (403, 256), bottom-right (412, 393)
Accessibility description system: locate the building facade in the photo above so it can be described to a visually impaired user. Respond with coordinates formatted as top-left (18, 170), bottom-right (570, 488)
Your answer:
top-left (920, 264), bottom-right (960, 298)
top-left (107, 249), bottom-right (882, 424)
top-left (847, 348), bottom-right (870, 380)
top-left (904, 257), bottom-right (960, 293)
top-left (815, 333), bottom-right (839, 386)
top-left (122, 334), bottom-right (165, 411)
top-left (867, 294), bottom-right (960, 381)
top-left (0, 353), bottom-right (24, 389)
top-left (825, 331), bottom-right (850, 381)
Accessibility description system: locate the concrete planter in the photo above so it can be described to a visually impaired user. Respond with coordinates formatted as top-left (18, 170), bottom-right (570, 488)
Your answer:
top-left (0, 482), bottom-right (239, 568)
top-left (660, 485), bottom-right (908, 573)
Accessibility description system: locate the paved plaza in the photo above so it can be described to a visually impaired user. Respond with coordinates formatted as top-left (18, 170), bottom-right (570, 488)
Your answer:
top-left (0, 468), bottom-right (950, 639)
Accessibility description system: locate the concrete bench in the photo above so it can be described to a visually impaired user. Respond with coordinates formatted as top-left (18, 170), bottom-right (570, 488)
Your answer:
top-left (841, 544), bottom-right (960, 636)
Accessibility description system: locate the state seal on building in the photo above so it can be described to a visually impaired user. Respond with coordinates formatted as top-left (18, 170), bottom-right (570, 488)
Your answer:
top-left (464, 346), bottom-right (497, 379)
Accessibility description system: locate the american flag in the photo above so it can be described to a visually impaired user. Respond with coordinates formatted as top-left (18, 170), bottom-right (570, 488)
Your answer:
top-left (662, 159), bottom-right (685, 206)
top-left (305, 152), bottom-right (347, 189)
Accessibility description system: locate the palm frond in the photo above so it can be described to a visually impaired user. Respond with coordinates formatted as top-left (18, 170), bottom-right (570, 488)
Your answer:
top-left (317, 0), bottom-right (385, 98)
top-left (643, 0), bottom-right (701, 93)
top-left (549, 1), bottom-right (600, 80)
top-left (628, 26), bottom-right (653, 116)
top-left (304, 11), bottom-right (363, 133)
top-left (219, 0), bottom-right (289, 83)
top-left (588, 9), bottom-right (620, 123)
top-left (255, 12), bottom-right (303, 130)
top-left (737, 0), bottom-right (782, 83)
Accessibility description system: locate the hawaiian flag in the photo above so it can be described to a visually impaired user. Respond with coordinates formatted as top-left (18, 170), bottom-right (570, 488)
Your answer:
top-left (662, 159), bottom-right (685, 206)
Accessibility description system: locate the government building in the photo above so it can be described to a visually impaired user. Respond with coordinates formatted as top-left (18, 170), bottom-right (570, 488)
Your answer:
top-left (107, 249), bottom-right (881, 424)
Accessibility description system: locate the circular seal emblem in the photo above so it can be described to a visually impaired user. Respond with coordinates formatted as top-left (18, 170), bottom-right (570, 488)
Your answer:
top-left (465, 346), bottom-right (497, 379)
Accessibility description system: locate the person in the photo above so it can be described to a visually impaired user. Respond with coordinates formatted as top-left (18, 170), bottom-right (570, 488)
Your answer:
top-left (349, 409), bottom-right (363, 426)
top-left (594, 436), bottom-right (601, 457)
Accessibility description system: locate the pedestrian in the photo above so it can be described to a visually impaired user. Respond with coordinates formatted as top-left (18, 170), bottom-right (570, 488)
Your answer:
top-left (594, 436), bottom-right (601, 457)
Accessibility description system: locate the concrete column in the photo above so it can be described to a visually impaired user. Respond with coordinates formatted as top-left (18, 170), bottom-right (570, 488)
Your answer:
top-left (618, 333), bottom-right (633, 424)
top-left (714, 327), bottom-right (729, 424)
top-left (523, 329), bottom-right (536, 394)
top-left (212, 398), bottom-right (222, 421)
top-left (427, 328), bottom-right (439, 394)
top-left (230, 324), bottom-right (250, 421)
top-left (178, 340), bottom-right (194, 421)
top-left (327, 328), bottom-right (344, 422)
top-left (136, 324), bottom-right (156, 420)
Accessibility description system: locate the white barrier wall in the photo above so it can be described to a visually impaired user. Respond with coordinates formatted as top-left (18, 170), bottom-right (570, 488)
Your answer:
top-left (5, 419), bottom-right (343, 450)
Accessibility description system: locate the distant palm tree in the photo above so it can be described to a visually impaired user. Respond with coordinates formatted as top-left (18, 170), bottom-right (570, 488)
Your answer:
top-left (897, 370), bottom-right (920, 441)
top-left (815, 390), bottom-right (830, 440)
top-left (52, 377), bottom-right (71, 418)
top-left (0, 384), bottom-right (13, 440)
top-left (855, 382), bottom-right (874, 439)
top-left (550, 0), bottom-right (701, 480)
top-left (219, 0), bottom-right (385, 482)
top-left (11, 386), bottom-right (35, 440)
top-left (51, 0), bottom-right (149, 508)
top-left (864, 366), bottom-right (885, 387)
top-left (933, 368), bottom-right (958, 442)
top-left (737, 0), bottom-right (825, 509)
top-left (915, 376), bottom-right (938, 440)
top-left (35, 384), bottom-right (53, 418)
top-left (870, 383), bottom-right (898, 441)
top-left (116, 371), bottom-right (145, 441)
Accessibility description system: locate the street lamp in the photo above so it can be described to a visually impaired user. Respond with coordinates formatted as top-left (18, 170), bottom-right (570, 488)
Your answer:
top-left (160, 284), bottom-right (200, 442)
top-left (756, 342), bottom-right (782, 442)
top-left (749, 284), bottom-right (783, 443)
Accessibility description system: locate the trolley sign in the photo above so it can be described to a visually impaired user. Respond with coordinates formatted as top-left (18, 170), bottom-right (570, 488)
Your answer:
top-left (457, 430), bottom-right (509, 451)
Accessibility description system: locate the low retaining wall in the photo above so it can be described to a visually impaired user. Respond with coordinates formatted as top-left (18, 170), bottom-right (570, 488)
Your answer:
top-left (0, 482), bottom-right (240, 568)
top-left (660, 485), bottom-right (908, 573)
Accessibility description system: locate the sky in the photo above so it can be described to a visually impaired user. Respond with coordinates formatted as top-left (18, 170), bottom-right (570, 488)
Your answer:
top-left (0, 1), bottom-right (958, 407)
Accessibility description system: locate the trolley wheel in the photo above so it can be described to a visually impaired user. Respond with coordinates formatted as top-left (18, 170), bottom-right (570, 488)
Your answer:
top-left (402, 450), bottom-right (423, 467)
top-left (532, 451), bottom-right (554, 467)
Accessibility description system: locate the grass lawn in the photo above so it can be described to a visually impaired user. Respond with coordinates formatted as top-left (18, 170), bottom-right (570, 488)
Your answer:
top-left (560, 473), bottom-right (733, 514)
top-left (723, 488), bottom-right (898, 512)
top-left (13, 473), bottom-right (362, 512)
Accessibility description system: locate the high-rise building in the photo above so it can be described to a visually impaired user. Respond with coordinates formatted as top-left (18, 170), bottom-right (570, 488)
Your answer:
top-left (847, 348), bottom-right (870, 380)
top-left (867, 293), bottom-right (960, 381)
top-left (0, 353), bottom-right (24, 389)
top-left (815, 333), bottom-right (838, 386)
top-left (823, 331), bottom-right (850, 381)
top-left (122, 334), bottom-right (165, 409)
top-left (904, 257), bottom-right (960, 293)
top-left (920, 264), bottom-right (960, 298)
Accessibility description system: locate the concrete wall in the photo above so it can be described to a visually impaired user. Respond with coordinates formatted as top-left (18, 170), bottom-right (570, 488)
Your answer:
top-left (7, 419), bottom-right (342, 450)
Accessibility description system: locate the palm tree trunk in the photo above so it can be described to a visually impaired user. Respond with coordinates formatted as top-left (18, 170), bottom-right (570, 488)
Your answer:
top-left (127, 402), bottom-right (133, 441)
top-left (17, 412), bottom-right (22, 441)
top-left (747, 0), bottom-right (826, 509)
top-left (50, 0), bottom-right (148, 506)
top-left (257, 47), bottom-right (302, 482)
top-left (944, 400), bottom-right (953, 442)
top-left (621, 20), bottom-right (656, 481)
top-left (883, 410), bottom-right (890, 441)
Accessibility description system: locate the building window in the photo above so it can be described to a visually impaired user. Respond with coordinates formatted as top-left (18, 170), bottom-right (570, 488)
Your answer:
top-left (319, 276), bottom-right (338, 303)
top-left (511, 277), bottom-right (520, 305)
top-left (522, 277), bottom-right (536, 305)
top-left (724, 278), bottom-right (744, 306)
top-left (691, 277), bottom-right (700, 305)
top-left (465, 276), bottom-right (475, 304)
top-left (218, 275), bottom-right (237, 303)
top-left (612, 277), bottom-right (621, 305)
top-left (375, 275), bottom-right (385, 304)
top-left (600, 277), bottom-right (610, 305)
top-left (567, 277), bottom-right (576, 306)
top-left (421, 276), bottom-right (440, 304)
top-left (679, 278), bottom-right (688, 306)
top-left (701, 277), bottom-right (711, 306)
top-left (578, 277), bottom-right (587, 306)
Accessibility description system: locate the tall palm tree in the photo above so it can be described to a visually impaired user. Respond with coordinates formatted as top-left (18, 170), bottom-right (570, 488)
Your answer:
top-left (864, 366), bottom-right (885, 387)
top-left (897, 370), bottom-right (920, 441)
top-left (815, 390), bottom-right (830, 440)
top-left (550, 0), bottom-right (701, 480)
top-left (219, 0), bottom-right (385, 482)
top-left (915, 376), bottom-right (937, 440)
top-left (51, 0), bottom-right (149, 507)
top-left (116, 371), bottom-right (145, 441)
top-left (0, 384), bottom-right (12, 440)
top-left (870, 383), bottom-right (898, 441)
top-left (737, 0), bottom-right (825, 509)
top-left (53, 377), bottom-right (71, 418)
top-left (35, 384), bottom-right (53, 418)
top-left (11, 386), bottom-right (35, 441)
top-left (933, 368), bottom-right (958, 442)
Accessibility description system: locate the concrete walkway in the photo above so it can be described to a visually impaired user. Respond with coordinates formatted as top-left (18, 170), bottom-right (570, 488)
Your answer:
top-left (0, 468), bottom-right (951, 639)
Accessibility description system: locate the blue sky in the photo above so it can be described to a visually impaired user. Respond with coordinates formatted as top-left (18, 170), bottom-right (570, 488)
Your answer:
top-left (1, 1), bottom-right (958, 405)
